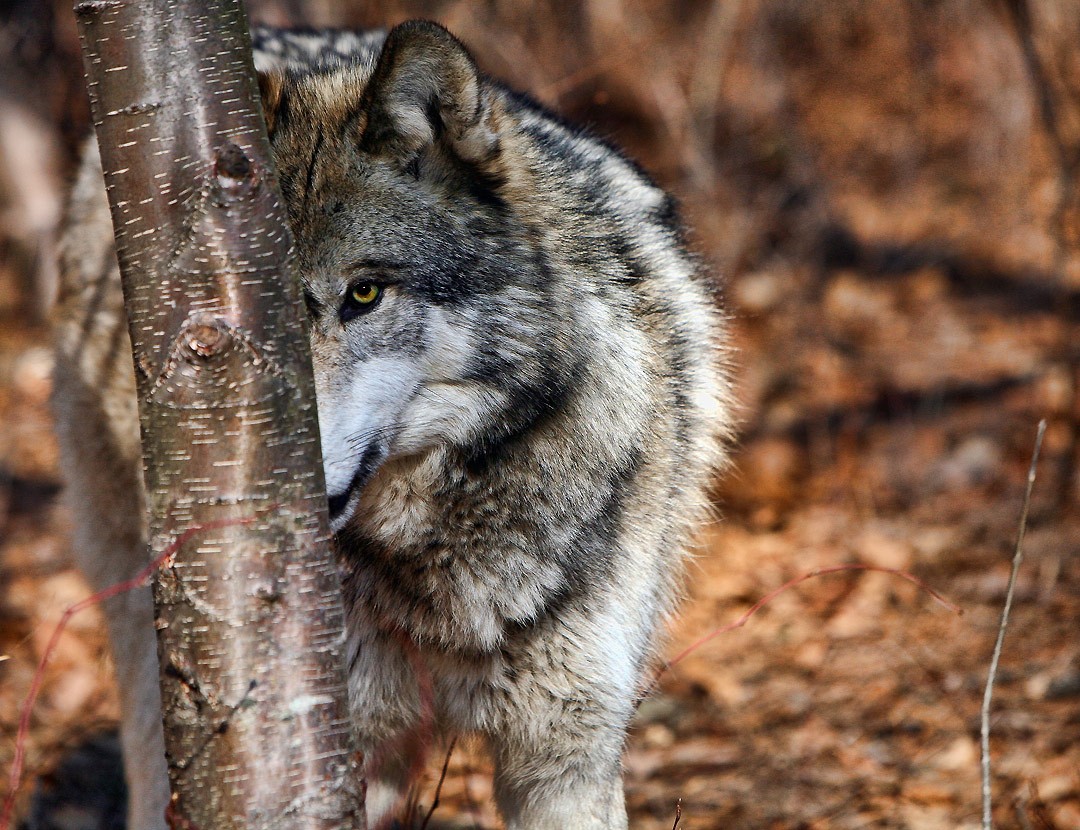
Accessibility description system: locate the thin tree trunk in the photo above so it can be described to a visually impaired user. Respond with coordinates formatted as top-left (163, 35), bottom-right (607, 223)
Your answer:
top-left (73, 1), bottom-right (364, 827)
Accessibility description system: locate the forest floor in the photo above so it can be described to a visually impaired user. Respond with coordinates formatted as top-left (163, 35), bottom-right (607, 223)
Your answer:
top-left (1, 1), bottom-right (1078, 828)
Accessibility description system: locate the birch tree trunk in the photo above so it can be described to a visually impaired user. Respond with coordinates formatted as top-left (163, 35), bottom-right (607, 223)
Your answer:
top-left (73, 1), bottom-right (364, 826)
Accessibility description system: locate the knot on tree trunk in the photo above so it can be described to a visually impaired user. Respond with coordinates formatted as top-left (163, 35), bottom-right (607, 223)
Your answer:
top-left (216, 142), bottom-right (253, 181)
top-left (186, 316), bottom-right (228, 359)
top-left (149, 313), bottom-right (284, 409)
top-left (214, 142), bottom-right (260, 203)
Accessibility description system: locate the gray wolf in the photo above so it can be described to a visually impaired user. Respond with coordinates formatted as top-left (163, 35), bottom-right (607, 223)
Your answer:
top-left (52, 20), bottom-right (731, 830)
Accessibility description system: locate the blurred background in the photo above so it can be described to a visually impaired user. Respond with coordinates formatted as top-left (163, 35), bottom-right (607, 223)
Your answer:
top-left (1, 1), bottom-right (1078, 828)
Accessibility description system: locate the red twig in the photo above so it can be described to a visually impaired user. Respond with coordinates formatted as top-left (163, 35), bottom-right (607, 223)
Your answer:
top-left (0, 515), bottom-right (258, 830)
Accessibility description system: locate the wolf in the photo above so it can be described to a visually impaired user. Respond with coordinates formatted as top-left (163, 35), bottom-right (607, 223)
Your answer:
top-left (51, 20), bottom-right (731, 830)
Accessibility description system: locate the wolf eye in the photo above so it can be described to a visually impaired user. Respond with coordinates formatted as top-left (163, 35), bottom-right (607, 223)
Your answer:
top-left (351, 283), bottom-right (380, 305)
top-left (340, 282), bottom-right (383, 322)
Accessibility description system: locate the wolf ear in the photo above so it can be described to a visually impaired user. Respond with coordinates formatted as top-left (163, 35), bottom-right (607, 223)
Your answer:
top-left (359, 21), bottom-right (497, 166)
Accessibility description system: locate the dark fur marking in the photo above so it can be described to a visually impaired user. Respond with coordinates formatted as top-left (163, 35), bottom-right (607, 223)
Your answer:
top-left (302, 127), bottom-right (325, 213)
top-left (560, 445), bottom-right (642, 585)
top-left (302, 288), bottom-right (320, 318)
top-left (460, 351), bottom-right (584, 476)
top-left (425, 95), bottom-right (445, 140)
top-left (352, 258), bottom-right (407, 273)
top-left (403, 251), bottom-right (482, 305)
top-left (506, 444), bottom-right (644, 637)
top-left (339, 531), bottom-right (498, 660)
top-left (460, 162), bottom-right (509, 212)
top-left (655, 193), bottom-right (683, 239)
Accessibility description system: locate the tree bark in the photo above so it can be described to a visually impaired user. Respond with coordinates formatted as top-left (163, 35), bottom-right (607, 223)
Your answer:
top-left (73, 1), bottom-right (364, 827)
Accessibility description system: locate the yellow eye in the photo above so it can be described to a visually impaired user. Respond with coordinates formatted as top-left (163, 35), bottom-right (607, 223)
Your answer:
top-left (340, 281), bottom-right (385, 323)
top-left (350, 283), bottom-right (380, 305)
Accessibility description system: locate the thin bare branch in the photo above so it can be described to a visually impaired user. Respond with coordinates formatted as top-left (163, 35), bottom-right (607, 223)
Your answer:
top-left (980, 419), bottom-right (1046, 830)
top-left (420, 737), bottom-right (458, 830)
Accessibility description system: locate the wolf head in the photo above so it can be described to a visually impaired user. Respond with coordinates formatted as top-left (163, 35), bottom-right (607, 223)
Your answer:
top-left (257, 22), bottom-right (584, 532)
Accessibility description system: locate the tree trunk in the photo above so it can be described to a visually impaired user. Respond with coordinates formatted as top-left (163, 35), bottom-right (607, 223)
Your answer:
top-left (73, 1), bottom-right (364, 827)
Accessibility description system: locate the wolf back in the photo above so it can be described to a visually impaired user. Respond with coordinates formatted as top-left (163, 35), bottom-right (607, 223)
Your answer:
top-left (52, 20), bottom-right (732, 830)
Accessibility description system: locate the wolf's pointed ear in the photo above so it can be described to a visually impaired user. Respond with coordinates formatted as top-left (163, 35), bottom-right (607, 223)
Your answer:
top-left (257, 69), bottom-right (288, 138)
top-left (359, 21), bottom-right (497, 166)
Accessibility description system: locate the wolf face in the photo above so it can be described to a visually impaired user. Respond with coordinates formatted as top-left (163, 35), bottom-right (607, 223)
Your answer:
top-left (260, 24), bottom-right (581, 535)
top-left (296, 172), bottom-right (511, 530)
top-left (55, 19), bottom-right (732, 830)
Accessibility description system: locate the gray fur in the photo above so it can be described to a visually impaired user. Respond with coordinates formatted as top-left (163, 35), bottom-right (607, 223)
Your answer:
top-left (52, 20), bottom-right (732, 830)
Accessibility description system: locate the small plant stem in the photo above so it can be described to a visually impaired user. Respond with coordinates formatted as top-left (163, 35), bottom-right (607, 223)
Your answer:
top-left (980, 419), bottom-right (1046, 830)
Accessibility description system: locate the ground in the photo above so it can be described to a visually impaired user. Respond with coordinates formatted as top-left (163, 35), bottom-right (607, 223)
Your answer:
top-left (1, 1), bottom-right (1078, 828)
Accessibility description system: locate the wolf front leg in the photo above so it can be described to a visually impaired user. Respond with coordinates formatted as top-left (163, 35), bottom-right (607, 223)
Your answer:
top-left (490, 723), bottom-right (629, 830)
top-left (345, 618), bottom-right (436, 830)
top-left (357, 719), bottom-right (433, 830)
top-left (486, 620), bottom-right (638, 830)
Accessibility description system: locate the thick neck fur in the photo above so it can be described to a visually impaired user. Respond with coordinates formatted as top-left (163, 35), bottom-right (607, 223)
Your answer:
top-left (339, 314), bottom-right (657, 655)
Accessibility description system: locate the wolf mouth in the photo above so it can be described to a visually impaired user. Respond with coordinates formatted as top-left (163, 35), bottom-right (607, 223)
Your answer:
top-left (326, 480), bottom-right (358, 523)
top-left (327, 442), bottom-right (387, 524)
